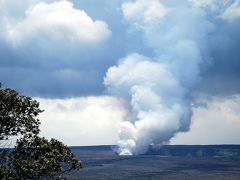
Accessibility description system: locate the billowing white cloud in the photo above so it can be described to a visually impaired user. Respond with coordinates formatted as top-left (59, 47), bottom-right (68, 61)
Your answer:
top-left (0, 0), bottom-right (239, 150)
top-left (171, 94), bottom-right (240, 144)
top-left (37, 96), bottom-right (128, 146)
top-left (189, 0), bottom-right (221, 8)
top-left (122, 0), bottom-right (171, 29)
top-left (188, 0), bottom-right (231, 9)
top-left (189, 0), bottom-right (240, 21)
top-left (105, 0), bottom-right (215, 155)
top-left (0, 0), bottom-right (53, 16)
top-left (4, 0), bottom-right (111, 46)
top-left (221, 0), bottom-right (240, 20)
top-left (105, 53), bottom-right (191, 155)
top-left (104, 53), bottom-right (183, 99)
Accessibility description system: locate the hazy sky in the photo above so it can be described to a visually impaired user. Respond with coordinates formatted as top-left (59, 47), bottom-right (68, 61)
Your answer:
top-left (1, 0), bottom-right (240, 147)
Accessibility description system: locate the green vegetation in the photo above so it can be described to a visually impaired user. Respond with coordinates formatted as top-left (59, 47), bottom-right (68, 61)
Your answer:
top-left (0, 82), bottom-right (42, 140)
top-left (0, 82), bottom-right (82, 179)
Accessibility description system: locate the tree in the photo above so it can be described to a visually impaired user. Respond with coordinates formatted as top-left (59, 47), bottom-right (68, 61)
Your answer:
top-left (0, 83), bottom-right (83, 179)
top-left (8, 134), bottom-right (82, 179)
top-left (0, 82), bottom-right (42, 140)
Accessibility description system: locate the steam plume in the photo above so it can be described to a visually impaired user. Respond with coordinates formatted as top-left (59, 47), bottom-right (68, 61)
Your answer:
top-left (104, 0), bottom-right (214, 155)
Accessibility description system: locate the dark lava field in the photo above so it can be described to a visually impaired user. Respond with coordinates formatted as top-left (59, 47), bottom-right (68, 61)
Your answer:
top-left (63, 145), bottom-right (240, 179)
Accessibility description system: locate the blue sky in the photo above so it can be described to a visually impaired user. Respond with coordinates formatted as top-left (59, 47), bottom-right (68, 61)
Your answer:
top-left (1, 0), bottom-right (240, 98)
top-left (1, 0), bottom-right (240, 153)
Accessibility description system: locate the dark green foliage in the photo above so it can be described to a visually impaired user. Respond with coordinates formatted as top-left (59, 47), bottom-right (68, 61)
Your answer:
top-left (0, 82), bottom-right (43, 140)
top-left (0, 82), bottom-right (83, 179)
top-left (0, 150), bottom-right (14, 179)
top-left (7, 134), bottom-right (82, 179)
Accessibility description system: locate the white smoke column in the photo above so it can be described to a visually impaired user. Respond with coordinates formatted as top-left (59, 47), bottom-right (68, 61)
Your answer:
top-left (104, 0), bottom-right (214, 155)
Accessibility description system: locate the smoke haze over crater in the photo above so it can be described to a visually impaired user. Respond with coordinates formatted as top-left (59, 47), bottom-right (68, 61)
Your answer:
top-left (0, 0), bottom-right (240, 151)
top-left (104, 0), bottom-right (239, 155)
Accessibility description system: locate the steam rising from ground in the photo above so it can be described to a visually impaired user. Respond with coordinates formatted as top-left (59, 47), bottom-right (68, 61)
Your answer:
top-left (104, 0), bottom-right (215, 155)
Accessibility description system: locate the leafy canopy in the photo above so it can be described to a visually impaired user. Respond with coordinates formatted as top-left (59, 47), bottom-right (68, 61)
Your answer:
top-left (0, 82), bottom-right (43, 140)
top-left (9, 134), bottom-right (82, 179)
top-left (0, 82), bottom-right (83, 179)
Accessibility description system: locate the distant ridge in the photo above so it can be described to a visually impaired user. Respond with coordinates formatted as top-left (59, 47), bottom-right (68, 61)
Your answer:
top-left (145, 145), bottom-right (240, 157)
top-left (70, 145), bottom-right (240, 157)
top-left (70, 145), bottom-right (115, 151)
